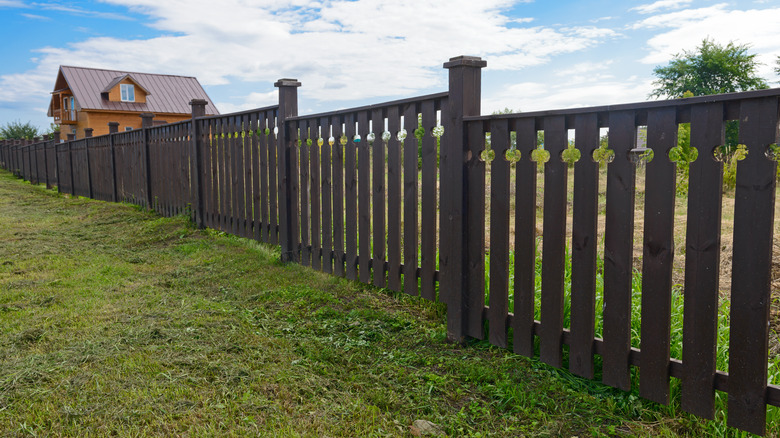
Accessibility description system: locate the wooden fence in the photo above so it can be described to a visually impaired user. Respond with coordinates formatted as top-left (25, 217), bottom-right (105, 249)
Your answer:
top-left (1, 55), bottom-right (780, 435)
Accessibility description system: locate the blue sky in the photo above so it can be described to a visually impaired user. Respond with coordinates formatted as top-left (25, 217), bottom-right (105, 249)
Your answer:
top-left (1, 0), bottom-right (779, 131)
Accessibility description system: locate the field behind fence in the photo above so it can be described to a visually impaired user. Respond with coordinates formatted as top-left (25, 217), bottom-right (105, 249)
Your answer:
top-left (2, 55), bottom-right (780, 435)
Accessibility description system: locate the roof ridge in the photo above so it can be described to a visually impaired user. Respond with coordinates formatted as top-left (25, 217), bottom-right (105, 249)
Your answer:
top-left (60, 65), bottom-right (197, 79)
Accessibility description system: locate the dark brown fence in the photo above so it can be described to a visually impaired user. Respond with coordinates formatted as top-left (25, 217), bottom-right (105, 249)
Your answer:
top-left (1, 55), bottom-right (780, 435)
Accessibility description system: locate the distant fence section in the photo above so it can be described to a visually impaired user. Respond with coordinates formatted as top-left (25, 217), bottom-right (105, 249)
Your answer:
top-left (2, 56), bottom-right (780, 436)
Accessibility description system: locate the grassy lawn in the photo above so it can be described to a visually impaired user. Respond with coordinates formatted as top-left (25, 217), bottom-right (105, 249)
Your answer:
top-left (0, 169), bottom-right (751, 437)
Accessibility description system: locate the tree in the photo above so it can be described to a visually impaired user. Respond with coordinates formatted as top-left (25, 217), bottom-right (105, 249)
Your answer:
top-left (650, 38), bottom-right (768, 99)
top-left (776, 55), bottom-right (780, 76)
top-left (652, 39), bottom-right (770, 160)
top-left (0, 120), bottom-right (40, 140)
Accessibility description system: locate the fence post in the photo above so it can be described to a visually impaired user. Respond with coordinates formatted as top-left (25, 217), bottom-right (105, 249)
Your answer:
top-left (141, 113), bottom-right (155, 209)
top-left (84, 128), bottom-right (94, 198)
top-left (108, 122), bottom-right (119, 202)
top-left (275, 78), bottom-right (301, 262)
top-left (189, 99), bottom-right (207, 228)
top-left (440, 56), bottom-right (486, 343)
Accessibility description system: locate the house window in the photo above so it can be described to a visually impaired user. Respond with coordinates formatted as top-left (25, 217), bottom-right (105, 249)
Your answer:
top-left (125, 127), bottom-right (133, 131)
top-left (120, 84), bottom-right (135, 102)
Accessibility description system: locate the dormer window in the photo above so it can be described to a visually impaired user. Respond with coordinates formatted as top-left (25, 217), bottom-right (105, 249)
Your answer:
top-left (120, 84), bottom-right (135, 102)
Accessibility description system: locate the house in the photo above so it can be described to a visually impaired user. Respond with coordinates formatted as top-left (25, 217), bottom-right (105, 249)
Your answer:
top-left (48, 66), bottom-right (219, 139)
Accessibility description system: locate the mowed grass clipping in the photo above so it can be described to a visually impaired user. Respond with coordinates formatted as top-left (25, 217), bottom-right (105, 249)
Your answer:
top-left (0, 171), bottom-right (731, 437)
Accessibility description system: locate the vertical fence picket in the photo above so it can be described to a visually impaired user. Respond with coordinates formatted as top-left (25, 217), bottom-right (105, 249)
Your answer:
top-left (372, 108), bottom-right (386, 287)
top-left (258, 116), bottom-right (269, 242)
top-left (569, 112), bottom-right (600, 379)
top-left (345, 113), bottom-right (358, 281)
top-left (465, 120), bottom-right (486, 339)
top-left (269, 116), bottom-right (279, 245)
top-left (420, 100), bottom-right (437, 300)
top-left (639, 107), bottom-right (677, 405)
top-left (299, 120), bottom-right (311, 267)
top-left (488, 118), bottom-right (511, 348)
top-left (310, 119), bottom-right (322, 270)
top-left (206, 120), bottom-right (216, 229)
top-left (387, 106), bottom-right (402, 291)
top-left (403, 103), bottom-right (419, 296)
top-left (237, 116), bottom-right (248, 236)
top-left (332, 115), bottom-right (345, 276)
top-left (681, 102), bottom-right (724, 419)
top-left (321, 117), bottom-right (333, 274)
top-left (540, 115), bottom-right (568, 367)
top-left (513, 117), bottom-right (538, 356)
top-left (250, 114), bottom-right (261, 241)
top-left (602, 110), bottom-right (636, 391)
top-left (727, 96), bottom-right (778, 435)
top-left (358, 111), bottom-right (371, 284)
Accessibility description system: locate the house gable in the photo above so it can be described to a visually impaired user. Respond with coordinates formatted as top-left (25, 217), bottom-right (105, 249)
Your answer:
top-left (101, 75), bottom-right (149, 103)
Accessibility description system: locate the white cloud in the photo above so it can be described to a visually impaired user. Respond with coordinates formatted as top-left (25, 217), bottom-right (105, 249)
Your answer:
top-left (630, 0), bottom-right (693, 15)
top-left (482, 76), bottom-right (654, 115)
top-left (0, 0), bottom-right (25, 6)
top-left (216, 91), bottom-right (278, 114)
top-left (633, 5), bottom-right (780, 81)
top-left (554, 60), bottom-right (614, 77)
top-left (21, 12), bottom-right (49, 20)
top-left (0, 0), bottom-right (619, 110)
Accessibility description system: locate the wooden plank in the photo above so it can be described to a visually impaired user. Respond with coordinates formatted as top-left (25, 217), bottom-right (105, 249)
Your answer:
top-left (403, 103), bottom-right (419, 296)
top-left (681, 102), bottom-right (724, 419)
top-left (218, 118), bottom-right (229, 232)
top-left (345, 113), bottom-right (358, 280)
top-left (437, 98), bottom-right (451, 304)
top-left (602, 109), bottom-right (637, 391)
top-left (269, 116), bottom-right (278, 244)
top-left (251, 113), bottom-right (261, 241)
top-left (569, 113), bottom-right (600, 379)
top-left (727, 96), bottom-right (778, 435)
top-left (387, 106), bottom-right (402, 291)
top-left (321, 117), bottom-right (333, 274)
top-left (161, 129), bottom-right (169, 215)
top-left (231, 116), bottom-right (241, 235)
top-left (237, 116), bottom-right (248, 237)
top-left (464, 119), bottom-right (486, 339)
top-left (638, 107), bottom-right (677, 405)
top-left (259, 115), bottom-right (270, 242)
top-left (207, 119), bottom-right (218, 229)
top-left (311, 119), bottom-right (322, 270)
top-left (289, 115), bottom-right (301, 262)
top-left (488, 118), bottom-right (511, 348)
top-left (540, 115), bottom-right (568, 367)
top-left (513, 117), bottom-right (538, 356)
top-left (331, 116), bottom-right (345, 276)
top-left (372, 108), bottom-right (386, 288)
top-left (299, 120), bottom-right (311, 267)
top-left (358, 111), bottom-right (371, 284)
top-left (420, 100), bottom-right (437, 300)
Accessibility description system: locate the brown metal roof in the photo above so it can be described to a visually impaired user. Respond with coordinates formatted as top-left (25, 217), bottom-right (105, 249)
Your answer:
top-left (57, 66), bottom-right (219, 115)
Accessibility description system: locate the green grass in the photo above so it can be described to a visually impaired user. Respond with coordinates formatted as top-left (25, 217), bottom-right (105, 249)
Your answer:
top-left (0, 169), bottom-right (763, 437)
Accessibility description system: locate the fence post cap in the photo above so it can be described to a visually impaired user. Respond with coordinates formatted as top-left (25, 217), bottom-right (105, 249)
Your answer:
top-left (274, 78), bottom-right (302, 88)
top-left (189, 98), bottom-right (208, 106)
top-left (443, 56), bottom-right (487, 69)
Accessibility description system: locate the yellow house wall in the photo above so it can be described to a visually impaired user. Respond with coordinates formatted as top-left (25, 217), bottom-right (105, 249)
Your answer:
top-left (107, 78), bottom-right (147, 103)
top-left (69, 111), bottom-right (191, 139)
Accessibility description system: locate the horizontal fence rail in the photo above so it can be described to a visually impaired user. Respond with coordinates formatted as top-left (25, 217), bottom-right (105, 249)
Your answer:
top-left (1, 56), bottom-right (780, 436)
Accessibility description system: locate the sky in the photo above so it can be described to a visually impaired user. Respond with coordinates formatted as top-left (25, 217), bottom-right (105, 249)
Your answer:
top-left (1, 0), bottom-right (779, 131)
